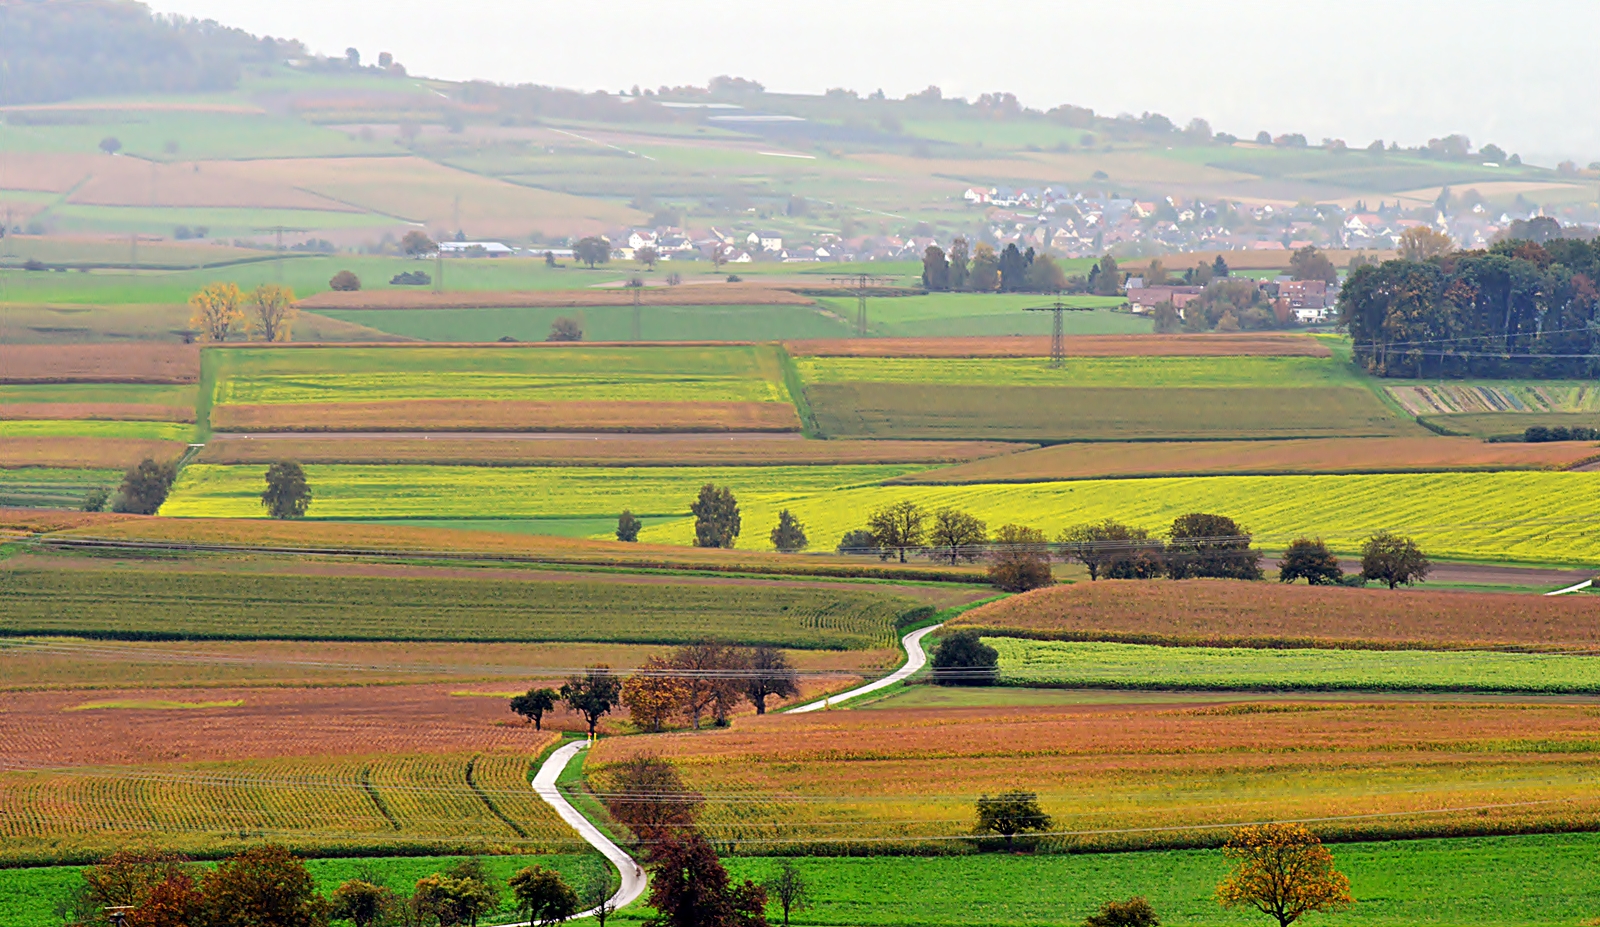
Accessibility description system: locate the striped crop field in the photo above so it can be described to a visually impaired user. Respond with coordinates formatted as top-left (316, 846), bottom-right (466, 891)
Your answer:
top-left (0, 749), bottom-right (575, 863)
top-left (0, 343), bottom-right (199, 384)
top-left (632, 470), bottom-right (1600, 565)
top-left (783, 333), bottom-right (1332, 357)
top-left (988, 638), bottom-right (1600, 693)
top-left (794, 354), bottom-right (1357, 388)
top-left (588, 700), bottom-right (1600, 852)
top-left (0, 420), bottom-right (195, 441)
top-left (0, 437), bottom-right (188, 469)
top-left (1387, 381), bottom-right (1600, 416)
top-left (0, 564), bottom-right (918, 647)
top-left (159, 463), bottom-right (918, 519)
top-left (207, 399), bottom-right (801, 433)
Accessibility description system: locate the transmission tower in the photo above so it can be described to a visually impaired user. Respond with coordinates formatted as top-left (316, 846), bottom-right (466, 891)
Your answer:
top-left (829, 272), bottom-right (892, 337)
top-left (1022, 292), bottom-right (1095, 368)
top-left (253, 226), bottom-right (310, 282)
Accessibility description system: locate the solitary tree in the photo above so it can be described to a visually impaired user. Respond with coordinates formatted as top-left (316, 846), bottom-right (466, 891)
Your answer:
top-left (1059, 521), bottom-right (1162, 580)
top-left (616, 510), bottom-right (643, 542)
top-left (636, 246), bottom-right (660, 270)
top-left (643, 831), bottom-right (766, 927)
top-left (927, 508), bottom-right (987, 565)
top-left (1083, 896), bottom-right (1160, 927)
top-left (189, 282), bottom-right (245, 342)
top-left (574, 236), bottom-right (611, 268)
top-left (1360, 532), bottom-right (1430, 589)
top-left (1278, 538), bottom-right (1343, 585)
top-left (99, 136), bottom-right (123, 154)
top-left (988, 523), bottom-right (1054, 592)
top-left (548, 316), bottom-right (583, 341)
top-left (261, 461), bottom-right (312, 519)
top-left (622, 656), bottom-right (689, 733)
top-left (744, 646), bottom-right (799, 715)
top-left (974, 790), bottom-right (1052, 850)
top-left (247, 284), bottom-right (297, 342)
top-left (328, 270), bottom-right (361, 291)
top-left (508, 866), bottom-right (578, 927)
top-left (691, 484), bottom-right (741, 549)
top-left (509, 687), bottom-right (558, 730)
top-left (1216, 823), bottom-right (1351, 927)
top-left (561, 666), bottom-right (622, 736)
top-left (113, 457), bottom-right (177, 515)
top-left (401, 230), bottom-right (437, 256)
top-left (330, 880), bottom-right (393, 927)
top-left (761, 860), bottom-right (808, 927)
top-left (931, 629), bottom-right (999, 686)
top-left (867, 500), bottom-right (926, 563)
top-left (769, 510), bottom-right (808, 552)
top-left (1165, 513), bottom-right (1263, 580)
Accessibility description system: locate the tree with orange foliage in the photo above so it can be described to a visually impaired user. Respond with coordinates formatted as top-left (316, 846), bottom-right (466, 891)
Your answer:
top-left (623, 655), bottom-right (690, 732)
top-left (1216, 823), bottom-right (1351, 927)
top-left (188, 283), bottom-right (244, 342)
top-left (200, 844), bottom-right (330, 927)
top-left (126, 873), bottom-right (205, 927)
top-left (1397, 225), bottom-right (1454, 261)
top-left (247, 284), bottom-right (298, 342)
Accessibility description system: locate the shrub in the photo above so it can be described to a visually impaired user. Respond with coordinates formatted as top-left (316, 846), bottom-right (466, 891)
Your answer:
top-left (931, 629), bottom-right (998, 686)
top-left (548, 316), bottom-right (583, 341)
top-left (837, 529), bottom-right (878, 555)
top-left (390, 270), bottom-right (431, 285)
top-left (1083, 896), bottom-right (1159, 927)
top-left (328, 270), bottom-right (361, 291)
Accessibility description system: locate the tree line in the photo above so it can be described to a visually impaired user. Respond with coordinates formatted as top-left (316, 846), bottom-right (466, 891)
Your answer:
top-left (920, 240), bottom-right (1069, 292)
top-left (1339, 236), bottom-right (1600, 378)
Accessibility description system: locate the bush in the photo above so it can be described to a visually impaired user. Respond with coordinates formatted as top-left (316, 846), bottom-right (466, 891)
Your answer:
top-left (80, 487), bottom-right (111, 513)
top-left (1527, 425), bottom-right (1597, 442)
top-left (390, 270), bottom-right (431, 286)
top-left (837, 529), bottom-right (878, 555)
top-left (548, 316), bottom-right (583, 341)
top-left (328, 270), bottom-right (361, 291)
top-left (1084, 896), bottom-right (1159, 927)
top-left (931, 629), bottom-right (998, 686)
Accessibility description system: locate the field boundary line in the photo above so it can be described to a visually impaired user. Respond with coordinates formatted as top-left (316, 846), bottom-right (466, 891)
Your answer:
top-left (788, 623), bottom-right (941, 713)
top-left (529, 740), bottom-right (646, 920)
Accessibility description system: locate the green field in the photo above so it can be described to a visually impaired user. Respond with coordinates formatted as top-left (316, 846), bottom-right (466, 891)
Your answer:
top-left (159, 463), bottom-right (918, 519)
top-left (1424, 411), bottom-right (1600, 439)
top-left (0, 566), bottom-right (916, 648)
top-left (209, 344), bottom-right (792, 405)
top-left (797, 355), bottom-right (1357, 388)
top-left (0, 468), bottom-right (120, 507)
top-left (315, 304), bottom-right (856, 342)
top-left (806, 383), bottom-right (1417, 441)
top-left (810, 296), bottom-right (1139, 337)
top-left (0, 383), bottom-right (197, 406)
top-left (0, 420), bottom-right (194, 441)
top-left (989, 638), bottom-right (1600, 693)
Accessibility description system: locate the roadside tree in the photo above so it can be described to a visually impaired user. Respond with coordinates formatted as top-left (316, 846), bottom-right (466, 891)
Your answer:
top-left (261, 461), bottom-right (312, 519)
top-left (1216, 823), bottom-right (1351, 927)
top-left (508, 866), bottom-right (577, 927)
top-left (1059, 521), bottom-right (1162, 581)
top-left (930, 629), bottom-right (998, 686)
top-left (761, 860), bottom-right (808, 927)
top-left (988, 523), bottom-right (1054, 591)
top-left (189, 282), bottom-right (244, 342)
top-left (509, 687), bottom-right (558, 730)
top-left (247, 284), bottom-right (297, 342)
top-left (644, 831), bottom-right (766, 927)
top-left (1277, 538), bottom-right (1343, 585)
top-left (973, 790), bottom-right (1052, 850)
top-left (578, 857), bottom-right (619, 927)
top-left (622, 656), bottom-right (688, 733)
top-left (867, 500), bottom-right (926, 563)
top-left (769, 510), bottom-right (808, 552)
top-left (603, 754), bottom-right (703, 840)
top-left (691, 484), bottom-right (741, 549)
top-left (744, 645), bottom-right (799, 715)
top-left (113, 458), bottom-right (177, 515)
top-left (1360, 531), bottom-right (1430, 589)
top-left (561, 666), bottom-right (622, 736)
top-left (1083, 896), bottom-right (1159, 927)
top-left (927, 508), bottom-right (987, 565)
top-left (616, 510), bottom-right (642, 542)
top-left (670, 641), bottom-right (745, 728)
top-left (1165, 513), bottom-right (1263, 580)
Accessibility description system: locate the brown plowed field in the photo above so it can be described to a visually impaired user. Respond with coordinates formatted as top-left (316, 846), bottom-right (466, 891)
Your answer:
top-left (951, 579), bottom-right (1600, 650)
top-left (297, 284), bottom-right (815, 310)
top-left (0, 403), bottom-right (196, 422)
top-left (893, 437), bottom-right (1600, 483)
top-left (209, 399), bottom-right (801, 433)
top-left (0, 437), bottom-right (187, 469)
top-left (0, 343), bottom-right (200, 383)
top-left (198, 434), bottom-right (1020, 466)
top-left (0, 509), bottom-right (141, 533)
top-left (784, 333), bottom-right (1331, 357)
top-left (589, 699), bottom-right (1600, 850)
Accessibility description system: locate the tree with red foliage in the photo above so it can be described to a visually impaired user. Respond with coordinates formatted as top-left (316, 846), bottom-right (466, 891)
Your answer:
top-left (644, 831), bottom-right (766, 927)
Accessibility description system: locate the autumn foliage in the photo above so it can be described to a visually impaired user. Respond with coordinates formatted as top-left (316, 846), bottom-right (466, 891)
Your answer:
top-left (1216, 823), bottom-right (1351, 927)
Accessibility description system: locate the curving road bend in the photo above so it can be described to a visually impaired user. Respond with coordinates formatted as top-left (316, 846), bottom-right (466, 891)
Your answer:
top-left (787, 623), bottom-right (943, 713)
top-left (528, 740), bottom-right (648, 920)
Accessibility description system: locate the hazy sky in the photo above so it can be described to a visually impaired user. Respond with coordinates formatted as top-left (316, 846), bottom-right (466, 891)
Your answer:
top-left (147, 0), bottom-right (1600, 165)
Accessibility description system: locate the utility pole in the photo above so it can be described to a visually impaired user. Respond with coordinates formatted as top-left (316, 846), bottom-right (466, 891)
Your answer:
top-left (253, 226), bottom-right (308, 283)
top-left (434, 246), bottom-right (444, 293)
top-left (829, 272), bottom-right (891, 337)
top-left (1022, 292), bottom-right (1095, 368)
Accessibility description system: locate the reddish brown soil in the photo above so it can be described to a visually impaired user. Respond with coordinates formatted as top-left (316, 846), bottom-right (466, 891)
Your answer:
top-left (0, 403), bottom-right (196, 422)
top-left (209, 399), bottom-right (800, 432)
top-left (0, 437), bottom-right (187, 469)
top-left (0, 344), bottom-right (200, 383)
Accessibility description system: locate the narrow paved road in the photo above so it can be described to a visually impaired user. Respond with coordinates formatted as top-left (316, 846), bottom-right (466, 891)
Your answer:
top-left (528, 740), bottom-right (648, 920)
top-left (787, 623), bottom-right (943, 713)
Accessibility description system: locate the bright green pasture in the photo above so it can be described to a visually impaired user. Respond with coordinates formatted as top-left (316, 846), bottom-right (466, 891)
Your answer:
top-left (209, 344), bottom-right (791, 405)
top-left (796, 355), bottom-right (1353, 388)
top-left (0, 420), bottom-right (194, 441)
top-left (812, 295), bottom-right (1139, 337)
top-left (159, 463), bottom-right (918, 519)
top-left (314, 304), bottom-right (854, 342)
top-left (0, 383), bottom-right (196, 407)
top-left (989, 638), bottom-right (1600, 693)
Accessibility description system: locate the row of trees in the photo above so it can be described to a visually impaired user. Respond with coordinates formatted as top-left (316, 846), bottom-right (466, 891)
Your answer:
top-left (1340, 236), bottom-right (1600, 378)
top-left (615, 486), bottom-right (809, 553)
top-left (188, 282), bottom-right (298, 343)
top-left (920, 240), bottom-right (1067, 292)
top-left (839, 502), bottom-right (1054, 591)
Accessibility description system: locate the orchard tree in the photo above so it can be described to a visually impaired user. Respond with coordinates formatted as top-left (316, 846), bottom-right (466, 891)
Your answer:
top-left (261, 461), bottom-right (312, 519)
top-left (1165, 513), bottom-right (1263, 580)
top-left (1360, 532), bottom-right (1430, 589)
top-left (931, 629), bottom-right (998, 686)
top-left (769, 510), bottom-right (808, 552)
top-left (867, 500), bottom-right (926, 563)
top-left (973, 790), bottom-right (1051, 849)
top-left (669, 641), bottom-right (745, 728)
top-left (1278, 538), bottom-right (1343, 585)
top-left (509, 687), bottom-right (558, 730)
top-left (247, 284), bottom-right (297, 342)
top-left (1216, 823), bottom-right (1351, 927)
top-left (927, 507), bottom-right (986, 565)
top-left (189, 282), bottom-right (244, 342)
top-left (744, 645), bottom-right (799, 715)
top-left (636, 246), bottom-right (660, 270)
top-left (330, 880), bottom-right (394, 927)
top-left (691, 484), bottom-right (741, 549)
top-left (561, 666), bottom-right (622, 736)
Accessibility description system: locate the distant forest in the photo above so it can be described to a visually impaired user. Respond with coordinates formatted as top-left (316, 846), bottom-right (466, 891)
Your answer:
top-left (0, 0), bottom-right (298, 106)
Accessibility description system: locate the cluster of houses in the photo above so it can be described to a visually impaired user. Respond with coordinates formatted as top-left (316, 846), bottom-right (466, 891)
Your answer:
top-left (1127, 276), bottom-right (1337, 325)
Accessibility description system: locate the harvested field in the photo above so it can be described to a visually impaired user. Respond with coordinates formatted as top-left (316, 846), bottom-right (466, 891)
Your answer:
top-left (297, 284), bottom-right (815, 310)
top-left (892, 437), bottom-right (1600, 483)
top-left (784, 333), bottom-right (1332, 358)
top-left (589, 700), bottom-right (1600, 851)
top-left (0, 437), bottom-right (187, 469)
top-left (64, 158), bottom-right (357, 211)
top-left (209, 399), bottom-right (801, 433)
top-left (0, 402), bottom-right (195, 423)
top-left (43, 516), bottom-right (987, 582)
top-left (0, 343), bottom-right (199, 383)
top-left (952, 580), bottom-right (1600, 650)
top-left (0, 563), bottom-right (922, 648)
top-left (0, 508), bottom-right (139, 534)
top-left (796, 355), bottom-right (1352, 387)
top-left (198, 434), bottom-right (1023, 467)
top-left (807, 383), bottom-right (1418, 440)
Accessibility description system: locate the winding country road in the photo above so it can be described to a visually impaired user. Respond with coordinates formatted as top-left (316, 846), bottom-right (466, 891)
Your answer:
top-left (524, 623), bottom-right (941, 918)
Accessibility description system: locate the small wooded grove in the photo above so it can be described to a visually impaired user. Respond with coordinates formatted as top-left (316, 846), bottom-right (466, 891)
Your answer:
top-left (1339, 237), bottom-right (1600, 378)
